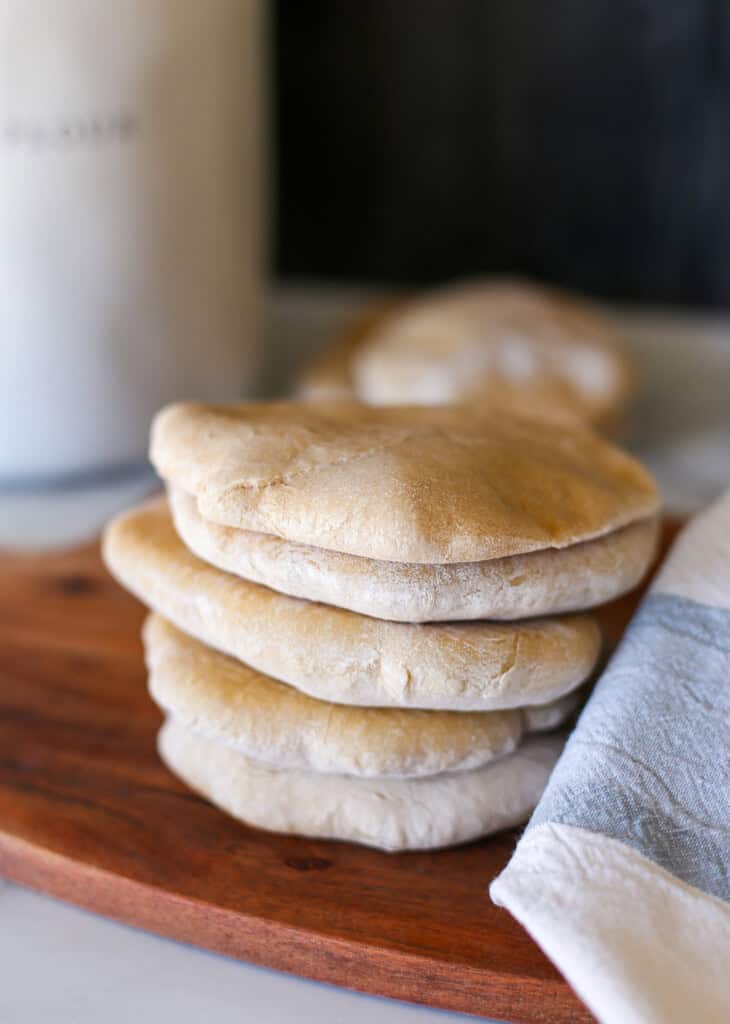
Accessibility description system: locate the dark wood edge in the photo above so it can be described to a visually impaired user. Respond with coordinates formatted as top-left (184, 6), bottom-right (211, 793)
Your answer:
top-left (0, 831), bottom-right (590, 1023)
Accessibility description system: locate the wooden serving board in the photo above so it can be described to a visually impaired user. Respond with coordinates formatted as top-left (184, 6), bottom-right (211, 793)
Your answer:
top-left (0, 521), bottom-right (680, 1023)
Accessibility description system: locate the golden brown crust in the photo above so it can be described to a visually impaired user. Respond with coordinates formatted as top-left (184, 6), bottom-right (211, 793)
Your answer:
top-left (151, 399), bottom-right (659, 564)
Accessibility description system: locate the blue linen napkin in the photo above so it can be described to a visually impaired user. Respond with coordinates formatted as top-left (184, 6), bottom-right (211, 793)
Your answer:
top-left (491, 488), bottom-right (730, 1024)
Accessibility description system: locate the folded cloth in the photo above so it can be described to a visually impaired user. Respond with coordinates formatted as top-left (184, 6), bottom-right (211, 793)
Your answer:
top-left (491, 488), bottom-right (730, 1024)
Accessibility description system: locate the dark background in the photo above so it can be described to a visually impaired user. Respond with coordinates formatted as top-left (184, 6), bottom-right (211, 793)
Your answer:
top-left (274, 0), bottom-right (730, 306)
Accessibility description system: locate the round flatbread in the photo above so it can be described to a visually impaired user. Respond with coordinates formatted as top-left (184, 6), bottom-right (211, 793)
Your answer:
top-left (350, 279), bottom-right (634, 429)
top-left (145, 613), bottom-right (577, 778)
top-left (169, 486), bottom-right (659, 622)
top-left (150, 399), bottom-right (659, 564)
top-left (103, 500), bottom-right (601, 711)
top-left (158, 718), bottom-right (564, 851)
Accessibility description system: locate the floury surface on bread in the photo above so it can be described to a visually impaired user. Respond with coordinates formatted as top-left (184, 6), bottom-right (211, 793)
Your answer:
top-left (169, 486), bottom-right (660, 623)
top-left (158, 717), bottom-right (565, 851)
top-left (144, 614), bottom-right (581, 779)
top-left (102, 500), bottom-right (602, 711)
top-left (150, 400), bottom-right (659, 564)
top-left (297, 279), bottom-right (634, 433)
top-left (350, 279), bottom-right (634, 426)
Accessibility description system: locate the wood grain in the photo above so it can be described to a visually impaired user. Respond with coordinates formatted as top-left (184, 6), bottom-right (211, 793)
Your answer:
top-left (0, 521), bottom-right (680, 1022)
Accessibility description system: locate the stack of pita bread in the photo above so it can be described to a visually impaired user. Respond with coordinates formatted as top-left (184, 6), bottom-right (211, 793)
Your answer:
top-left (297, 278), bottom-right (635, 434)
top-left (103, 401), bottom-right (660, 851)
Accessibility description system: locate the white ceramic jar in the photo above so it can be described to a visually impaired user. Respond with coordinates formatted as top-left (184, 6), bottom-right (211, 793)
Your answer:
top-left (0, 0), bottom-right (263, 482)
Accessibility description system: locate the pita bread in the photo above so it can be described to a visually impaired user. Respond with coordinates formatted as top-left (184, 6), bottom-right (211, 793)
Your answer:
top-left (103, 500), bottom-right (601, 710)
top-left (169, 486), bottom-right (659, 622)
top-left (297, 280), bottom-right (634, 431)
top-left (144, 613), bottom-right (577, 778)
top-left (158, 717), bottom-right (564, 851)
top-left (150, 400), bottom-right (659, 564)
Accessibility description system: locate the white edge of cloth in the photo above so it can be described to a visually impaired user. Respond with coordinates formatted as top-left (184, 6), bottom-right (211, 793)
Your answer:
top-left (652, 486), bottom-right (730, 610)
top-left (490, 822), bottom-right (730, 1024)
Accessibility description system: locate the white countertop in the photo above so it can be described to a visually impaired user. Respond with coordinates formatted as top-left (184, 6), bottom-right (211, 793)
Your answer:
top-left (0, 881), bottom-right (476, 1023)
top-left (2, 285), bottom-right (730, 1023)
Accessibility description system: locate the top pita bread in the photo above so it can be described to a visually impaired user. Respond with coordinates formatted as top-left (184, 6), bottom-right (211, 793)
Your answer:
top-left (151, 400), bottom-right (659, 564)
